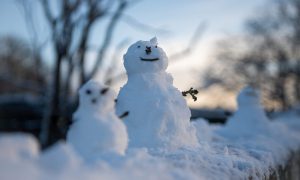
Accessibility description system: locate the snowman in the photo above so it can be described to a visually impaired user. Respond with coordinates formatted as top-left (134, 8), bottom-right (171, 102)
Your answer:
top-left (116, 37), bottom-right (198, 149)
top-left (220, 86), bottom-right (271, 138)
top-left (67, 80), bottom-right (128, 159)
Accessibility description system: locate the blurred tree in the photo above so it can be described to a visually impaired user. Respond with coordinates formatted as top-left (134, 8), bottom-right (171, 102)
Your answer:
top-left (201, 0), bottom-right (300, 110)
top-left (0, 36), bottom-right (47, 95)
top-left (31, 0), bottom-right (130, 147)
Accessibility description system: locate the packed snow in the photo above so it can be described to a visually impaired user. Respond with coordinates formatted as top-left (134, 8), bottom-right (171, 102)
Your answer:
top-left (67, 80), bottom-right (128, 159)
top-left (1, 39), bottom-right (300, 180)
top-left (116, 37), bottom-right (198, 149)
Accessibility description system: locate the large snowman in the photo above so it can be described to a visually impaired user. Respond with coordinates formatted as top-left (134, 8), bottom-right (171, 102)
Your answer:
top-left (67, 80), bottom-right (128, 159)
top-left (116, 37), bottom-right (198, 149)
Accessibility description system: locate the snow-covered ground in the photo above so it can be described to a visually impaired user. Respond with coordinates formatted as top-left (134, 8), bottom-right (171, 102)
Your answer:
top-left (1, 109), bottom-right (300, 180)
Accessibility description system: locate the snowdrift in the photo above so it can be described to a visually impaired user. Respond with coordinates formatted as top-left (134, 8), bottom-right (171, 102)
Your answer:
top-left (1, 111), bottom-right (300, 180)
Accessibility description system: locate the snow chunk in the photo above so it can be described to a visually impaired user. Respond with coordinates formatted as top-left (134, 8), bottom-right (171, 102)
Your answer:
top-left (0, 133), bottom-right (39, 161)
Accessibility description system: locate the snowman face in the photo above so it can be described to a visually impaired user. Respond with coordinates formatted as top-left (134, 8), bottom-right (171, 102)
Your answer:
top-left (123, 37), bottom-right (168, 74)
top-left (78, 80), bottom-right (115, 112)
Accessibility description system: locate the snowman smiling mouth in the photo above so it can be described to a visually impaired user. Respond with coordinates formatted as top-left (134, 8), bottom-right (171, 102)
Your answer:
top-left (140, 57), bottom-right (159, 61)
top-left (139, 46), bottom-right (159, 61)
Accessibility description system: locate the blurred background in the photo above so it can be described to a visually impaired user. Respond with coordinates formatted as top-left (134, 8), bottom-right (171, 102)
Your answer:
top-left (0, 0), bottom-right (299, 147)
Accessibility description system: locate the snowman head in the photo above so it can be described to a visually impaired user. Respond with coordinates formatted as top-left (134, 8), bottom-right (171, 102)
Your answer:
top-left (78, 80), bottom-right (115, 113)
top-left (123, 37), bottom-right (168, 74)
top-left (237, 86), bottom-right (261, 107)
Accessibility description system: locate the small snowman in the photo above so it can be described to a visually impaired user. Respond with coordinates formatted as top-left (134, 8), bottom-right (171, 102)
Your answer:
top-left (220, 86), bottom-right (271, 138)
top-left (116, 37), bottom-right (198, 149)
top-left (67, 80), bottom-right (128, 159)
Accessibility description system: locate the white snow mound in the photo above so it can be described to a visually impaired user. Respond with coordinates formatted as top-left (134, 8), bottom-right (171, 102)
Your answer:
top-left (219, 86), bottom-right (272, 138)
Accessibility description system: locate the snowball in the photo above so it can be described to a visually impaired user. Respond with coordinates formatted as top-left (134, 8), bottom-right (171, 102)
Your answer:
top-left (123, 37), bottom-right (168, 74)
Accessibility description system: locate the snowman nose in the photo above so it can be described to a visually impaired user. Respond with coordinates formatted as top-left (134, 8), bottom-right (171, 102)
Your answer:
top-left (145, 46), bottom-right (151, 54)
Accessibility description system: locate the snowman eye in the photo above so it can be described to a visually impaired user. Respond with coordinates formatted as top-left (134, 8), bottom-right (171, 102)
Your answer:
top-left (101, 88), bottom-right (109, 95)
top-left (155, 45), bottom-right (157, 48)
top-left (137, 45), bottom-right (141, 48)
top-left (86, 89), bottom-right (92, 95)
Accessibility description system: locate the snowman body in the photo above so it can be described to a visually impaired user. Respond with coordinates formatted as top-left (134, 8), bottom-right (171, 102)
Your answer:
top-left (116, 38), bottom-right (198, 149)
top-left (67, 80), bottom-right (128, 158)
top-left (223, 86), bottom-right (271, 138)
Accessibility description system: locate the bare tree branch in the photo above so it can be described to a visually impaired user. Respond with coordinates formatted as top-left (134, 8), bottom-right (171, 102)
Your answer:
top-left (104, 38), bottom-right (130, 85)
top-left (169, 22), bottom-right (207, 61)
top-left (121, 14), bottom-right (171, 35)
top-left (87, 0), bottom-right (127, 80)
top-left (22, 0), bottom-right (136, 146)
top-left (40, 0), bottom-right (56, 27)
top-left (76, 0), bottom-right (107, 84)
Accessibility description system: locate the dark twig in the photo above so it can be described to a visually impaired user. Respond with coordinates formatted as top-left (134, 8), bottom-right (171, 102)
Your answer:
top-left (119, 111), bottom-right (129, 119)
top-left (182, 87), bottom-right (199, 101)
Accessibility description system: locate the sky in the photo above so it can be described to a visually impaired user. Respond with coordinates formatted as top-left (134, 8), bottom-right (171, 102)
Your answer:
top-left (0, 0), bottom-right (268, 108)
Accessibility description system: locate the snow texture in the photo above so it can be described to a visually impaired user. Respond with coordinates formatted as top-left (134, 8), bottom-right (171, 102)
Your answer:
top-left (1, 45), bottom-right (300, 180)
top-left (1, 110), bottom-right (300, 180)
top-left (191, 118), bottom-right (215, 142)
top-left (67, 80), bottom-right (128, 159)
top-left (116, 37), bottom-right (198, 149)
